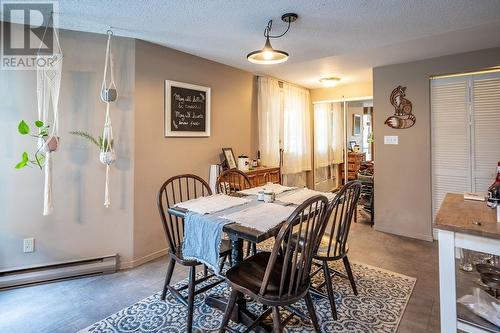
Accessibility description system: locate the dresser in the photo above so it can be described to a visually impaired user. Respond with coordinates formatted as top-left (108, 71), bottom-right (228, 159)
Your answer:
top-left (340, 152), bottom-right (366, 182)
top-left (244, 166), bottom-right (281, 186)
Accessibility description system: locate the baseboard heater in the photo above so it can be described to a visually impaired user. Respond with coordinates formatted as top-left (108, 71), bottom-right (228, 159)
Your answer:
top-left (0, 254), bottom-right (117, 290)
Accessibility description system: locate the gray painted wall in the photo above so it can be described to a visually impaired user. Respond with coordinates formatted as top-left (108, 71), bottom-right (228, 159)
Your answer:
top-left (373, 47), bottom-right (500, 241)
top-left (0, 28), bottom-right (136, 269)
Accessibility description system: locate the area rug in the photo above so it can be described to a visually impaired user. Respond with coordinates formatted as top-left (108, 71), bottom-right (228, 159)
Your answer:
top-left (79, 261), bottom-right (415, 333)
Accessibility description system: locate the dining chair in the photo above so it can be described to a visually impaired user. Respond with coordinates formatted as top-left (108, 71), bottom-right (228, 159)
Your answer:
top-left (218, 195), bottom-right (330, 333)
top-left (216, 169), bottom-right (257, 257)
top-left (310, 180), bottom-right (362, 320)
top-left (157, 174), bottom-right (232, 332)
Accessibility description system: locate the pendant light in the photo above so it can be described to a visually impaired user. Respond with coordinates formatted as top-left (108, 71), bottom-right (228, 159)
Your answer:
top-left (247, 13), bottom-right (298, 65)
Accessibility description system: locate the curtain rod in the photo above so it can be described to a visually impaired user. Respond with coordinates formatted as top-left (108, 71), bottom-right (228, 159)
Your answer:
top-left (255, 75), bottom-right (309, 90)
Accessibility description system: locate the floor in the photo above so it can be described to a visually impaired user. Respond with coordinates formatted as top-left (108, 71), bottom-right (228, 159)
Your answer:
top-left (0, 213), bottom-right (440, 333)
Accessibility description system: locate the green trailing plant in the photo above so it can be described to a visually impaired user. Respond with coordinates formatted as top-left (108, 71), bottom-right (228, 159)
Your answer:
top-left (15, 120), bottom-right (49, 170)
top-left (69, 130), bottom-right (114, 152)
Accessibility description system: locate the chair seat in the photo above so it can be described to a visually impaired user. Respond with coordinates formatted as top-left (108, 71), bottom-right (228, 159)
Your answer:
top-left (315, 235), bottom-right (348, 259)
top-left (226, 252), bottom-right (308, 305)
top-left (170, 239), bottom-right (232, 265)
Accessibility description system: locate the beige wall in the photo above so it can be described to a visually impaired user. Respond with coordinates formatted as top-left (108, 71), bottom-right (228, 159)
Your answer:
top-left (373, 47), bottom-right (500, 241)
top-left (0, 28), bottom-right (136, 269)
top-left (133, 40), bottom-right (257, 260)
top-left (311, 81), bottom-right (373, 102)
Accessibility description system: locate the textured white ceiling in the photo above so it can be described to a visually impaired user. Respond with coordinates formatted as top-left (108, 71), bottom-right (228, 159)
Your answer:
top-left (4, 0), bottom-right (500, 88)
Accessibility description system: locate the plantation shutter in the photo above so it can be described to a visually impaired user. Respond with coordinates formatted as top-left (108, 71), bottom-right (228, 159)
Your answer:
top-left (472, 73), bottom-right (500, 192)
top-left (431, 77), bottom-right (470, 218)
top-left (431, 71), bottom-right (500, 219)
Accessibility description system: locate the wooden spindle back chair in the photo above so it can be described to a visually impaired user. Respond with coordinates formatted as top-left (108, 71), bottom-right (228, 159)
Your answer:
top-left (219, 195), bottom-right (330, 332)
top-left (216, 168), bottom-right (252, 194)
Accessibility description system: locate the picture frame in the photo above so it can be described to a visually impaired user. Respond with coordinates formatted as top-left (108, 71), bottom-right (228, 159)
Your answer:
top-left (349, 141), bottom-right (357, 152)
top-left (222, 148), bottom-right (237, 169)
top-left (353, 114), bottom-right (362, 136)
top-left (164, 80), bottom-right (211, 137)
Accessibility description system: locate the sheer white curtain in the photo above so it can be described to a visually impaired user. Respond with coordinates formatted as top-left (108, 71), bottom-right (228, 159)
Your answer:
top-left (331, 102), bottom-right (344, 164)
top-left (258, 77), bottom-right (312, 187)
top-left (258, 77), bottom-right (281, 167)
top-left (282, 83), bottom-right (311, 186)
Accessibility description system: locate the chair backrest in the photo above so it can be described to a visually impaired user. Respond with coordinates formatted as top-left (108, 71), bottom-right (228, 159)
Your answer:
top-left (259, 195), bottom-right (329, 298)
top-left (216, 168), bottom-right (251, 194)
top-left (320, 180), bottom-right (362, 259)
top-left (157, 174), bottom-right (212, 250)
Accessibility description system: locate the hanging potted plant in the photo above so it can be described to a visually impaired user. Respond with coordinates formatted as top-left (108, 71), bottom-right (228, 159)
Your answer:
top-left (15, 120), bottom-right (56, 170)
top-left (69, 130), bottom-right (115, 165)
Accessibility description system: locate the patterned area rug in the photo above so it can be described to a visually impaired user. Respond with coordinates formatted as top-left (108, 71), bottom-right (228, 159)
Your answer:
top-left (79, 260), bottom-right (415, 333)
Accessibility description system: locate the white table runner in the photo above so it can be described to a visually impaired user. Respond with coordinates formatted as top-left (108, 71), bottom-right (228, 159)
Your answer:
top-left (220, 203), bottom-right (296, 232)
top-left (175, 194), bottom-right (251, 215)
top-left (277, 188), bottom-right (336, 206)
top-left (239, 183), bottom-right (297, 196)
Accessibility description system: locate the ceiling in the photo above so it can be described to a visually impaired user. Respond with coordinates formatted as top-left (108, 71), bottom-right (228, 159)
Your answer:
top-left (4, 0), bottom-right (500, 88)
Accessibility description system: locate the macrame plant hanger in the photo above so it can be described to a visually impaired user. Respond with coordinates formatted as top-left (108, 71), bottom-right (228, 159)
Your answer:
top-left (100, 30), bottom-right (117, 208)
top-left (37, 12), bottom-right (63, 215)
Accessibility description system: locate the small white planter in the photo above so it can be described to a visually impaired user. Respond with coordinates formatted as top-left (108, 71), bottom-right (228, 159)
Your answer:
top-left (99, 150), bottom-right (116, 165)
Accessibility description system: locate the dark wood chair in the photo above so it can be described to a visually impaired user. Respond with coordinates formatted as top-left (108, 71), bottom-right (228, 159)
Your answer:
top-left (157, 174), bottom-right (232, 332)
top-left (216, 169), bottom-right (257, 257)
top-left (218, 195), bottom-right (330, 333)
top-left (310, 180), bottom-right (362, 320)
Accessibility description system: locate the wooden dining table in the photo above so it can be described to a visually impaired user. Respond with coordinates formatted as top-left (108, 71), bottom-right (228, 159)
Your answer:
top-left (167, 197), bottom-right (284, 332)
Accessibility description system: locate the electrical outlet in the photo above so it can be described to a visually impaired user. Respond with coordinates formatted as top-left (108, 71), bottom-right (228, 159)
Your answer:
top-left (23, 238), bottom-right (34, 253)
top-left (384, 135), bottom-right (399, 145)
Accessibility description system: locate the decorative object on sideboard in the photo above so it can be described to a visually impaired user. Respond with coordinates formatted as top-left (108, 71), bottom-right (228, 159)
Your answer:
top-left (222, 147), bottom-right (237, 169)
top-left (237, 155), bottom-right (250, 171)
top-left (385, 85), bottom-right (416, 129)
top-left (247, 13), bottom-right (298, 65)
top-left (100, 30), bottom-right (117, 208)
top-left (164, 80), bottom-right (210, 137)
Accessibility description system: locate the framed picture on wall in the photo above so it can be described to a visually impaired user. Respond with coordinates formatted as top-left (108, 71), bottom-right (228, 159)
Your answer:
top-left (222, 148), bottom-right (237, 169)
top-left (164, 80), bottom-right (211, 137)
top-left (353, 114), bottom-right (362, 136)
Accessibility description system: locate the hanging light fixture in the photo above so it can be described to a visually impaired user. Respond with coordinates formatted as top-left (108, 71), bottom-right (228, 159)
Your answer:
top-left (319, 77), bottom-right (341, 87)
top-left (247, 13), bottom-right (298, 65)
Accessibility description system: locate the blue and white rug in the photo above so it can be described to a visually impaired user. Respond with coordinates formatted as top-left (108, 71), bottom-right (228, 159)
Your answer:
top-left (79, 261), bottom-right (415, 332)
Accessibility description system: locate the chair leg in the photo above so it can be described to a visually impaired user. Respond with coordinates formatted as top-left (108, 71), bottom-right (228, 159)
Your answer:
top-left (218, 289), bottom-right (238, 333)
top-left (251, 242), bottom-right (257, 256)
top-left (322, 260), bottom-right (338, 320)
top-left (304, 291), bottom-right (321, 333)
top-left (161, 257), bottom-right (175, 300)
top-left (187, 266), bottom-right (196, 333)
top-left (343, 256), bottom-right (358, 295)
top-left (272, 306), bottom-right (282, 333)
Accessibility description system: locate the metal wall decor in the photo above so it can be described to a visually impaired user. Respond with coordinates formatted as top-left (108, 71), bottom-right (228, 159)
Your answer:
top-left (385, 85), bottom-right (416, 129)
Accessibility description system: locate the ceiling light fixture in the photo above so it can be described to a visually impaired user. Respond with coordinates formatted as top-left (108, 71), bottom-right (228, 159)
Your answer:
top-left (319, 77), bottom-right (341, 87)
top-left (247, 13), bottom-right (298, 65)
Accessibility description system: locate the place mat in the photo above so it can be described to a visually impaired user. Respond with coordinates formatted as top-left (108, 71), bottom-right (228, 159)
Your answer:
top-left (175, 194), bottom-right (251, 215)
top-left (277, 188), bottom-right (336, 206)
top-left (220, 203), bottom-right (296, 232)
top-left (239, 183), bottom-right (297, 196)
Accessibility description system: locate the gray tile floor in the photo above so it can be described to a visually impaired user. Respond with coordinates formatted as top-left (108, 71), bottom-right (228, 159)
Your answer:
top-left (0, 215), bottom-right (440, 333)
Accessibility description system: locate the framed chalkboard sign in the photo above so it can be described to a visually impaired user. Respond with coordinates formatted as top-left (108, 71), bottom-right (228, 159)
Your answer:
top-left (164, 80), bottom-right (211, 137)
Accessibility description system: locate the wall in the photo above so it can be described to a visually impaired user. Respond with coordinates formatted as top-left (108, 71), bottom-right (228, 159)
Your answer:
top-left (310, 81), bottom-right (373, 102)
top-left (0, 28), bottom-right (136, 269)
top-left (373, 47), bottom-right (500, 241)
top-left (133, 40), bottom-right (257, 260)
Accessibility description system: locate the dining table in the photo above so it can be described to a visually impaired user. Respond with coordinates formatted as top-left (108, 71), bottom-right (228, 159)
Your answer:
top-left (167, 187), bottom-right (335, 332)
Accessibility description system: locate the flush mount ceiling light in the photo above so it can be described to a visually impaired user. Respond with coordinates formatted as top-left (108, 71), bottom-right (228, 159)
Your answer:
top-left (247, 13), bottom-right (298, 65)
top-left (319, 77), bottom-right (341, 87)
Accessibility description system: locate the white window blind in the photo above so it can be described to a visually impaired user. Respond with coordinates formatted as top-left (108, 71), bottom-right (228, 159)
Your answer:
top-left (431, 71), bottom-right (500, 218)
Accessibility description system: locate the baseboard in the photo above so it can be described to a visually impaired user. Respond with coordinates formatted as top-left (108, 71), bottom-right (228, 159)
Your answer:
top-left (119, 248), bottom-right (168, 270)
top-left (374, 225), bottom-right (434, 242)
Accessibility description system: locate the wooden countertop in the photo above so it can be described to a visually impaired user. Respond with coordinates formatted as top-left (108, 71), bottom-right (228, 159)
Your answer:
top-left (434, 193), bottom-right (500, 239)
